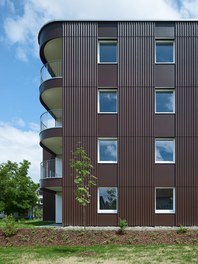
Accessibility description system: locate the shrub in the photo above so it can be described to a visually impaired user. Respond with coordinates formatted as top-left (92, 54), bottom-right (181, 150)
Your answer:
top-left (177, 225), bottom-right (187, 234)
top-left (118, 218), bottom-right (128, 235)
top-left (3, 215), bottom-right (17, 237)
top-left (34, 208), bottom-right (43, 219)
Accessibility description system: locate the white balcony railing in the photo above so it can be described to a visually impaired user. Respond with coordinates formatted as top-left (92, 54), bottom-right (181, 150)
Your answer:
top-left (40, 60), bottom-right (62, 83)
top-left (40, 109), bottom-right (62, 132)
top-left (40, 159), bottom-right (62, 179)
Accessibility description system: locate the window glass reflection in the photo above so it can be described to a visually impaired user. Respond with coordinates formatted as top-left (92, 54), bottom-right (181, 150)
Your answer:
top-left (99, 91), bottom-right (117, 113)
top-left (99, 42), bottom-right (117, 63)
top-left (99, 187), bottom-right (117, 211)
top-left (156, 91), bottom-right (174, 113)
top-left (156, 42), bottom-right (174, 63)
top-left (155, 140), bottom-right (174, 162)
top-left (99, 139), bottom-right (117, 162)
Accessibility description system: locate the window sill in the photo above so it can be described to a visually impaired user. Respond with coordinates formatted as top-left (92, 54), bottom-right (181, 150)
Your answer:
top-left (98, 62), bottom-right (118, 64)
top-left (155, 62), bottom-right (175, 64)
top-left (155, 211), bottom-right (175, 214)
top-left (155, 112), bottom-right (175, 114)
top-left (98, 112), bottom-right (118, 114)
top-left (98, 211), bottom-right (118, 214)
top-left (98, 161), bottom-right (118, 164)
top-left (155, 161), bottom-right (175, 164)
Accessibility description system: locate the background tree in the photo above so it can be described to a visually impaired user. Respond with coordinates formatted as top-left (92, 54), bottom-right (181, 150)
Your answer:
top-left (0, 160), bottom-right (38, 216)
top-left (70, 145), bottom-right (96, 229)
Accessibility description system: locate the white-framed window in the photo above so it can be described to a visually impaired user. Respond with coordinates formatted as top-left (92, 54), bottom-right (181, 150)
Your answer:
top-left (98, 187), bottom-right (118, 213)
top-left (98, 138), bottom-right (118, 163)
top-left (155, 187), bottom-right (175, 214)
top-left (98, 41), bottom-right (118, 63)
top-left (98, 90), bottom-right (118, 113)
top-left (155, 139), bottom-right (175, 163)
top-left (155, 89), bottom-right (175, 114)
top-left (155, 41), bottom-right (175, 63)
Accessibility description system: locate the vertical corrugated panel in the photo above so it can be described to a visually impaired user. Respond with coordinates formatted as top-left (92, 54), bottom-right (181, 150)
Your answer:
top-left (118, 22), bottom-right (155, 225)
top-left (62, 22), bottom-right (98, 226)
top-left (175, 22), bottom-right (198, 225)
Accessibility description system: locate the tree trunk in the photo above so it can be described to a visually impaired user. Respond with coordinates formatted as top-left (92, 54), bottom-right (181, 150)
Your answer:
top-left (83, 206), bottom-right (86, 231)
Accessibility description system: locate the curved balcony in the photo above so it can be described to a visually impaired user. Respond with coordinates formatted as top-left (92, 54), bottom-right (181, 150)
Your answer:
top-left (40, 109), bottom-right (62, 131)
top-left (40, 109), bottom-right (62, 155)
top-left (38, 22), bottom-right (62, 64)
top-left (40, 163), bottom-right (62, 191)
top-left (40, 78), bottom-right (62, 110)
top-left (40, 60), bottom-right (62, 83)
top-left (40, 159), bottom-right (62, 179)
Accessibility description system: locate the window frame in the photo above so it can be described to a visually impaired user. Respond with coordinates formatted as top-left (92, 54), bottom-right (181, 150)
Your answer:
top-left (155, 138), bottom-right (175, 164)
top-left (98, 40), bottom-right (118, 64)
top-left (155, 187), bottom-right (175, 214)
top-left (97, 187), bottom-right (118, 214)
top-left (98, 138), bottom-right (118, 164)
top-left (155, 89), bottom-right (175, 114)
top-left (155, 40), bottom-right (175, 64)
top-left (98, 89), bottom-right (118, 114)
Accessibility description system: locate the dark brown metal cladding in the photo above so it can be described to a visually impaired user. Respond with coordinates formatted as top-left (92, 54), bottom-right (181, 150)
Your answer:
top-left (43, 149), bottom-right (55, 161)
top-left (62, 22), bottom-right (98, 226)
top-left (98, 65), bottom-right (118, 87)
top-left (155, 65), bottom-right (175, 87)
top-left (39, 20), bottom-right (198, 226)
top-left (118, 22), bottom-right (155, 226)
top-left (98, 164), bottom-right (118, 186)
top-left (154, 165), bottom-right (175, 186)
top-left (155, 115), bottom-right (175, 137)
top-left (42, 189), bottom-right (55, 221)
top-left (155, 22), bottom-right (175, 38)
top-left (98, 115), bottom-right (118, 137)
top-left (175, 22), bottom-right (198, 225)
top-left (155, 214), bottom-right (175, 226)
top-left (98, 22), bottom-right (118, 37)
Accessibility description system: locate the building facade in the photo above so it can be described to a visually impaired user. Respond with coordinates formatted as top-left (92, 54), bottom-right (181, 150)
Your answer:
top-left (39, 20), bottom-right (198, 226)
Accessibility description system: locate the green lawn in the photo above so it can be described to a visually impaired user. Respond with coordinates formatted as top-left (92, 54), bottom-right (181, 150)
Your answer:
top-left (0, 244), bottom-right (198, 264)
top-left (0, 219), bottom-right (54, 229)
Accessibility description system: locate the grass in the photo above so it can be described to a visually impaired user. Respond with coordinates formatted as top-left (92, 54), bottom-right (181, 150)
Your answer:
top-left (0, 219), bottom-right (54, 229)
top-left (0, 244), bottom-right (198, 263)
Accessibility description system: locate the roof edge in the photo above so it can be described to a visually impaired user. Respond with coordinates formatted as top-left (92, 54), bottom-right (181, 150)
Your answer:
top-left (38, 19), bottom-right (198, 42)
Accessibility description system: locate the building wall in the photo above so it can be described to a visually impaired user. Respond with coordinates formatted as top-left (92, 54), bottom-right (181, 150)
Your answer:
top-left (175, 22), bottom-right (198, 225)
top-left (62, 22), bottom-right (98, 225)
top-left (40, 21), bottom-right (198, 226)
top-left (42, 190), bottom-right (55, 222)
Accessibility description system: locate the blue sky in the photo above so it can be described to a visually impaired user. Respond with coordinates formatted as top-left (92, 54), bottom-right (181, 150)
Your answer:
top-left (0, 0), bottom-right (197, 182)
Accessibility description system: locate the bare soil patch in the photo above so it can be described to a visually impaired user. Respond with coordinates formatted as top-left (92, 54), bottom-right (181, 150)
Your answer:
top-left (0, 228), bottom-right (198, 247)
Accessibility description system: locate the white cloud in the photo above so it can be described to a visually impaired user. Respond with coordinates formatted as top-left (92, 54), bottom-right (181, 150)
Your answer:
top-left (103, 92), bottom-right (117, 101)
top-left (165, 93), bottom-right (174, 112)
top-left (16, 46), bottom-right (28, 62)
top-left (100, 140), bottom-right (117, 159)
top-left (29, 122), bottom-right (40, 132)
top-left (0, 120), bottom-right (41, 183)
top-left (3, 0), bottom-right (198, 62)
top-left (14, 117), bottom-right (26, 128)
top-left (105, 144), bottom-right (117, 159)
top-left (167, 0), bottom-right (198, 18)
top-left (1, 0), bottom-right (188, 62)
top-left (180, 0), bottom-right (198, 18)
top-left (156, 140), bottom-right (174, 161)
